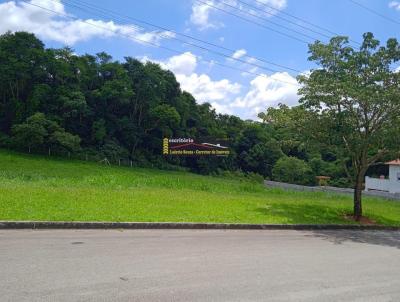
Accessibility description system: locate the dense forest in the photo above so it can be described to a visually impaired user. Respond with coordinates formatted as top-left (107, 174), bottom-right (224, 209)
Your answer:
top-left (0, 31), bottom-right (357, 187)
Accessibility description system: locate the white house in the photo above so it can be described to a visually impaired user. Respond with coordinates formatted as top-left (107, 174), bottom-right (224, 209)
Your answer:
top-left (365, 160), bottom-right (400, 194)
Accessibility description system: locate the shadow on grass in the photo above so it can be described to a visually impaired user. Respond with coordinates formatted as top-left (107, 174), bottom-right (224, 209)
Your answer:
top-left (256, 202), bottom-right (400, 225)
top-left (255, 203), bottom-right (350, 225)
top-left (308, 230), bottom-right (400, 250)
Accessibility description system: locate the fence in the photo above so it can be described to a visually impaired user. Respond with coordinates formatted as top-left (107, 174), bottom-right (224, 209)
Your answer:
top-left (3, 146), bottom-right (154, 169)
top-left (264, 180), bottom-right (400, 201)
top-left (1, 146), bottom-right (192, 173)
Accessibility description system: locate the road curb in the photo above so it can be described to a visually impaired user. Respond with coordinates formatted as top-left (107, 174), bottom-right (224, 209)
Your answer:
top-left (0, 221), bottom-right (399, 230)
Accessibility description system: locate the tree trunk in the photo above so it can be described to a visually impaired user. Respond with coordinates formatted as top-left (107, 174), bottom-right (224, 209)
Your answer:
top-left (353, 173), bottom-right (363, 220)
top-left (130, 139), bottom-right (140, 159)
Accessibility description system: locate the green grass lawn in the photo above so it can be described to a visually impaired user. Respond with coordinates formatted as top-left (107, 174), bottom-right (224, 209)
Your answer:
top-left (0, 149), bottom-right (399, 225)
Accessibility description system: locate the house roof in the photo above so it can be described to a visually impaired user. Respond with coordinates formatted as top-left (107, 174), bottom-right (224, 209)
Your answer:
top-left (386, 159), bottom-right (400, 166)
top-left (170, 143), bottom-right (214, 150)
top-left (202, 143), bottom-right (228, 149)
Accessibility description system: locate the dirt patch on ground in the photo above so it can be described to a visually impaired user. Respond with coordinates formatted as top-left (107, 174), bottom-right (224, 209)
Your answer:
top-left (343, 214), bottom-right (377, 225)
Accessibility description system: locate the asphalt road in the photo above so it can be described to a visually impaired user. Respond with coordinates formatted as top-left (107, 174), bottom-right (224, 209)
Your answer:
top-left (1, 229), bottom-right (400, 302)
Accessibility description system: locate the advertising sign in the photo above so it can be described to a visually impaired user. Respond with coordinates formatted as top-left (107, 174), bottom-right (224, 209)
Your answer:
top-left (163, 138), bottom-right (230, 156)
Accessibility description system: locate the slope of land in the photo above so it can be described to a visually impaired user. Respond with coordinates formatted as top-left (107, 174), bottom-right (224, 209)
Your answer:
top-left (0, 150), bottom-right (399, 225)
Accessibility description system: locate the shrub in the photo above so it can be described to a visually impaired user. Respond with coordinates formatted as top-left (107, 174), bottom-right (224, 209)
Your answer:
top-left (99, 140), bottom-right (129, 163)
top-left (219, 170), bottom-right (264, 184)
top-left (245, 172), bottom-right (264, 184)
top-left (0, 132), bottom-right (11, 148)
top-left (239, 140), bottom-right (283, 177)
top-left (329, 177), bottom-right (352, 188)
top-left (272, 156), bottom-right (315, 185)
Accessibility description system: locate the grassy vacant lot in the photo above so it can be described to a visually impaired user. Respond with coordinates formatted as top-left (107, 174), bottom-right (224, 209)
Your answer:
top-left (0, 150), bottom-right (399, 225)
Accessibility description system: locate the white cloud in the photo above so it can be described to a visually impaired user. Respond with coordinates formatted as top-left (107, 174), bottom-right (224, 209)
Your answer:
top-left (232, 49), bottom-right (247, 59)
top-left (210, 102), bottom-right (234, 115)
top-left (142, 52), bottom-right (300, 119)
top-left (256, 0), bottom-right (287, 9)
top-left (189, 0), bottom-right (287, 30)
top-left (164, 52), bottom-right (197, 75)
top-left (173, 56), bottom-right (301, 119)
top-left (231, 72), bottom-right (300, 119)
top-left (141, 52), bottom-right (197, 76)
top-left (176, 73), bottom-right (241, 103)
top-left (389, 1), bottom-right (400, 10)
top-left (241, 66), bottom-right (259, 77)
top-left (0, 0), bottom-right (175, 45)
top-left (190, 1), bottom-right (222, 30)
top-left (142, 52), bottom-right (242, 111)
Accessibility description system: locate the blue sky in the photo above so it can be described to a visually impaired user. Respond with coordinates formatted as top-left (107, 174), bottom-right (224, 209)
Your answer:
top-left (1, 0), bottom-right (399, 119)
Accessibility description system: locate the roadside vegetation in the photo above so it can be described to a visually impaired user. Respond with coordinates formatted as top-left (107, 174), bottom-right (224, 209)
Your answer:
top-left (1, 150), bottom-right (399, 225)
top-left (1, 32), bottom-right (400, 220)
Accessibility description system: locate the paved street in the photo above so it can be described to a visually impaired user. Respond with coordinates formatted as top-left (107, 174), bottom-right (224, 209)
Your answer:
top-left (1, 229), bottom-right (399, 302)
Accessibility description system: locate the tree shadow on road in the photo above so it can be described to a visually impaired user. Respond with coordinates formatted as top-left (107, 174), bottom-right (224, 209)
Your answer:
top-left (255, 203), bottom-right (400, 249)
top-left (307, 230), bottom-right (400, 249)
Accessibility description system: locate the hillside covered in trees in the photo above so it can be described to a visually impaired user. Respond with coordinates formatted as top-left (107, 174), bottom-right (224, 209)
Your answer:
top-left (0, 31), bottom-right (353, 187)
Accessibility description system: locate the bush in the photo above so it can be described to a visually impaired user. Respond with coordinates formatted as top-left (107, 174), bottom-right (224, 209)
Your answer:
top-left (0, 132), bottom-right (11, 148)
top-left (329, 177), bottom-right (352, 188)
top-left (11, 113), bottom-right (80, 153)
top-left (238, 140), bottom-right (283, 177)
top-left (245, 172), bottom-right (264, 184)
top-left (272, 156), bottom-right (315, 185)
top-left (99, 140), bottom-right (129, 163)
top-left (219, 170), bottom-right (264, 184)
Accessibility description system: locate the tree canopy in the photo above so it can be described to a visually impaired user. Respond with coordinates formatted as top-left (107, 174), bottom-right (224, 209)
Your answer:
top-left (298, 32), bottom-right (400, 218)
top-left (1, 31), bottom-right (398, 199)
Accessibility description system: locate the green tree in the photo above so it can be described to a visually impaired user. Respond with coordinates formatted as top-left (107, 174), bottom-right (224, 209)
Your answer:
top-left (240, 140), bottom-right (283, 178)
top-left (148, 104), bottom-right (181, 134)
top-left (272, 157), bottom-right (315, 185)
top-left (12, 113), bottom-right (80, 153)
top-left (298, 33), bottom-right (400, 219)
top-left (92, 119), bottom-right (107, 143)
top-left (11, 113), bottom-right (47, 152)
top-left (0, 32), bottom-right (46, 131)
top-left (49, 130), bottom-right (81, 153)
top-left (259, 104), bottom-right (315, 160)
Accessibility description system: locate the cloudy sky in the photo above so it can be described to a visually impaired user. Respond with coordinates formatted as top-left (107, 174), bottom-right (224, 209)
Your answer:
top-left (0, 0), bottom-right (399, 119)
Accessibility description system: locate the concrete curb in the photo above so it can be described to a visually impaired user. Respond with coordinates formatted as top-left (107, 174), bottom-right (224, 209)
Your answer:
top-left (0, 221), bottom-right (399, 231)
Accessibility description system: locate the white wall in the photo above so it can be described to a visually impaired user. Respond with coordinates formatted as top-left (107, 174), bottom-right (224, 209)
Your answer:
top-left (389, 165), bottom-right (400, 182)
top-left (365, 177), bottom-right (392, 192)
top-left (388, 165), bottom-right (400, 193)
top-left (365, 165), bottom-right (400, 194)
